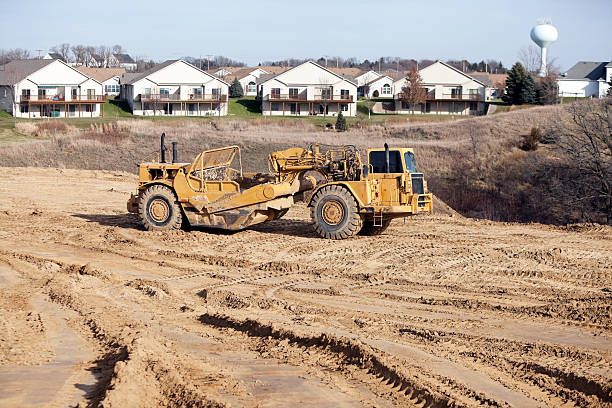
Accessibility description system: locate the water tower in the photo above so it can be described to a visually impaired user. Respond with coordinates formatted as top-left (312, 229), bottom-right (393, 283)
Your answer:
top-left (530, 20), bottom-right (558, 77)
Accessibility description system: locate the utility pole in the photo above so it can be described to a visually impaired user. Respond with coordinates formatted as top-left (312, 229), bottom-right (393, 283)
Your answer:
top-left (336, 57), bottom-right (338, 68)
top-left (206, 54), bottom-right (213, 71)
top-left (199, 55), bottom-right (202, 70)
top-left (36, 49), bottom-right (43, 59)
top-left (378, 59), bottom-right (381, 73)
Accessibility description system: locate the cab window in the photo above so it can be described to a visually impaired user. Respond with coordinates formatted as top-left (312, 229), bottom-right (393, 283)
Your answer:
top-left (404, 152), bottom-right (417, 173)
top-left (369, 151), bottom-right (403, 173)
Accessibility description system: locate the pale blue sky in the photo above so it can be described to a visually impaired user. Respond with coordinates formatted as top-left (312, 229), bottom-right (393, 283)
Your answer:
top-left (1, 0), bottom-right (609, 70)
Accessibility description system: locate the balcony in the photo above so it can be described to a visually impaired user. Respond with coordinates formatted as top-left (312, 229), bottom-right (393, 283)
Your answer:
top-left (396, 92), bottom-right (480, 101)
top-left (269, 93), bottom-right (353, 102)
top-left (140, 93), bottom-right (228, 103)
top-left (19, 94), bottom-right (106, 103)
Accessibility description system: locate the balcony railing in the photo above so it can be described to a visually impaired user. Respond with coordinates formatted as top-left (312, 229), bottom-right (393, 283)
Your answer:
top-left (140, 93), bottom-right (228, 102)
top-left (396, 92), bottom-right (480, 101)
top-left (269, 93), bottom-right (353, 102)
top-left (19, 95), bottom-right (106, 102)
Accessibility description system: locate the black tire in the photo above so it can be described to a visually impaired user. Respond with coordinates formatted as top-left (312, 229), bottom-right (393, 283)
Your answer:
top-left (138, 185), bottom-right (183, 231)
top-left (310, 185), bottom-right (362, 239)
top-left (359, 219), bottom-right (392, 236)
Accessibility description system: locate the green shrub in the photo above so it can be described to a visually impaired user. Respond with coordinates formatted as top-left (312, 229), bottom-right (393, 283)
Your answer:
top-left (335, 111), bottom-right (348, 132)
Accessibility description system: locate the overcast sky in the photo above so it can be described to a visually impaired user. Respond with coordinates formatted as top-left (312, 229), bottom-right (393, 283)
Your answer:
top-left (1, 0), bottom-right (609, 71)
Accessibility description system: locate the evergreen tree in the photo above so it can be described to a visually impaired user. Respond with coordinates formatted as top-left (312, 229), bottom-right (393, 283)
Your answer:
top-left (503, 62), bottom-right (528, 105)
top-left (520, 74), bottom-right (537, 104)
top-left (229, 78), bottom-right (243, 98)
top-left (607, 75), bottom-right (612, 97)
top-left (335, 111), bottom-right (348, 132)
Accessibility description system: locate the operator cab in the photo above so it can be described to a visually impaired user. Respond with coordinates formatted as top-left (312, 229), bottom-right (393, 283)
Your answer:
top-left (367, 147), bottom-right (418, 174)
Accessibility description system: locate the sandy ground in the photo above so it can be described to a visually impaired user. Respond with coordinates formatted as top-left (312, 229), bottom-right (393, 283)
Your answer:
top-left (0, 167), bottom-right (610, 408)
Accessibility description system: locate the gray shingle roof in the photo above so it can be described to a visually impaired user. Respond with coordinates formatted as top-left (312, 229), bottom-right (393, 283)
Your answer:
top-left (562, 61), bottom-right (608, 80)
top-left (0, 59), bottom-right (55, 85)
top-left (114, 53), bottom-right (135, 64)
top-left (124, 60), bottom-right (178, 85)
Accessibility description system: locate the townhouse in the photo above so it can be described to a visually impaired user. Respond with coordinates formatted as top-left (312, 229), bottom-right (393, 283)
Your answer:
top-left (108, 54), bottom-right (137, 71)
top-left (75, 67), bottom-right (126, 96)
top-left (393, 61), bottom-right (487, 115)
top-left (257, 61), bottom-right (357, 116)
top-left (557, 61), bottom-right (611, 98)
top-left (121, 60), bottom-right (229, 116)
top-left (0, 59), bottom-right (105, 118)
top-left (361, 75), bottom-right (394, 98)
top-left (224, 67), bottom-right (269, 96)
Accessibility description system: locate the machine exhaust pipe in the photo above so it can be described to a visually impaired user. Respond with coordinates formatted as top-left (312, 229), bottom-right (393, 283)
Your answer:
top-left (160, 133), bottom-right (166, 163)
top-left (384, 143), bottom-right (390, 173)
top-left (172, 142), bottom-right (178, 163)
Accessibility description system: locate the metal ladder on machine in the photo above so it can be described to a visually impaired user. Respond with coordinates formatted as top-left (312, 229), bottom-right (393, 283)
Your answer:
top-left (373, 208), bottom-right (385, 227)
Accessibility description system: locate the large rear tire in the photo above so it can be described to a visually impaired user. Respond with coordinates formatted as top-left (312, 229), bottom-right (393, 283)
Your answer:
top-left (310, 185), bottom-right (362, 239)
top-left (359, 219), bottom-right (392, 236)
top-left (139, 185), bottom-right (183, 231)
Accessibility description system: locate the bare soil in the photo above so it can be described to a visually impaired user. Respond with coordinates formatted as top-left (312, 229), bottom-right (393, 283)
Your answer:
top-left (0, 167), bottom-right (610, 407)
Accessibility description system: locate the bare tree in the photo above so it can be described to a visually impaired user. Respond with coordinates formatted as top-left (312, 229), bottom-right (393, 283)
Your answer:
top-left (71, 45), bottom-right (86, 66)
top-left (518, 44), bottom-right (559, 75)
top-left (84, 46), bottom-right (95, 66)
top-left (0, 48), bottom-right (31, 65)
top-left (96, 46), bottom-right (112, 67)
top-left (400, 70), bottom-right (427, 114)
top-left (552, 100), bottom-right (612, 224)
top-left (112, 44), bottom-right (124, 55)
top-left (51, 43), bottom-right (71, 62)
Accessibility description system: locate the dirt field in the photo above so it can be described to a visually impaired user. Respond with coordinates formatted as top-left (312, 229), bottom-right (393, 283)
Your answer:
top-left (0, 167), bottom-right (610, 408)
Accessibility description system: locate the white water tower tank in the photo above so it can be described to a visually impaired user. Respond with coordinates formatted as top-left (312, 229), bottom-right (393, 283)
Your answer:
top-left (530, 21), bottom-right (558, 76)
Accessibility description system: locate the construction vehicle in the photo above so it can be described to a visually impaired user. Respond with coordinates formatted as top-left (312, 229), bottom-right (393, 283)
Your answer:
top-left (127, 134), bottom-right (432, 239)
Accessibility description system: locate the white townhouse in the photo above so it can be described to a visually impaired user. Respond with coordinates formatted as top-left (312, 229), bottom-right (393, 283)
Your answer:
top-left (258, 61), bottom-right (357, 117)
top-left (355, 70), bottom-right (381, 86)
top-left (393, 61), bottom-right (487, 115)
top-left (108, 54), bottom-right (137, 71)
top-left (226, 67), bottom-right (269, 96)
top-left (361, 75), bottom-right (394, 98)
top-left (557, 61), bottom-right (611, 98)
top-left (121, 60), bottom-right (230, 116)
top-left (76, 67), bottom-right (126, 96)
top-left (0, 59), bottom-right (105, 118)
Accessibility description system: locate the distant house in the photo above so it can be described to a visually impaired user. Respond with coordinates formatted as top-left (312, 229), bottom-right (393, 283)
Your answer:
top-left (0, 59), bottom-right (105, 118)
top-left (557, 61), bottom-right (611, 98)
top-left (75, 67), bottom-right (126, 96)
top-left (468, 72), bottom-right (507, 100)
top-left (109, 54), bottom-right (137, 72)
top-left (121, 60), bottom-right (229, 116)
top-left (225, 67), bottom-right (269, 96)
top-left (361, 75), bottom-right (394, 98)
top-left (258, 60), bottom-right (357, 117)
top-left (355, 70), bottom-right (381, 87)
top-left (213, 68), bottom-right (232, 80)
top-left (43, 52), bottom-right (65, 62)
top-left (393, 61), bottom-right (487, 115)
top-left (87, 54), bottom-right (104, 68)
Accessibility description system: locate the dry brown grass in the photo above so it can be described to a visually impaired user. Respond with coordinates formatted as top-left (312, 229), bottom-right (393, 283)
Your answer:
top-left (2, 102), bottom-right (598, 224)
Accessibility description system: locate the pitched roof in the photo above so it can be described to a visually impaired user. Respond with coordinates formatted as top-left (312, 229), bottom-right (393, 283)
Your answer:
top-left (420, 61), bottom-right (487, 86)
top-left (363, 75), bottom-right (393, 87)
top-left (0, 59), bottom-right (55, 85)
top-left (75, 66), bottom-right (126, 82)
top-left (120, 72), bottom-right (140, 84)
top-left (46, 52), bottom-right (64, 60)
top-left (125, 60), bottom-right (229, 86)
top-left (226, 67), bottom-right (258, 81)
top-left (561, 61), bottom-right (608, 80)
top-left (113, 53), bottom-right (135, 64)
top-left (257, 61), bottom-right (357, 86)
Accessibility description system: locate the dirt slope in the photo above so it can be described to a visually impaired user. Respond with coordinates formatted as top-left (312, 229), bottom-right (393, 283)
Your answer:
top-left (0, 167), bottom-right (610, 408)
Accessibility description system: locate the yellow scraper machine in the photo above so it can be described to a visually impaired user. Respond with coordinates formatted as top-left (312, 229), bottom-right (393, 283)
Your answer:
top-left (127, 133), bottom-right (432, 239)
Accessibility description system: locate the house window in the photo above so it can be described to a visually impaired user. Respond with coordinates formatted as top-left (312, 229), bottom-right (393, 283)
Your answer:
top-left (160, 88), bottom-right (170, 95)
top-left (105, 85), bottom-right (119, 93)
top-left (320, 88), bottom-right (331, 99)
top-left (144, 88), bottom-right (151, 95)
top-left (290, 103), bottom-right (297, 114)
top-left (340, 104), bottom-right (348, 112)
top-left (401, 101), bottom-right (409, 110)
top-left (192, 88), bottom-right (202, 95)
top-left (271, 102), bottom-right (279, 111)
top-left (143, 102), bottom-right (151, 110)
top-left (469, 102), bottom-right (478, 111)
top-left (382, 84), bottom-right (391, 95)
top-left (188, 103), bottom-right (197, 114)
top-left (289, 88), bottom-right (298, 97)
top-left (86, 104), bottom-right (92, 112)
top-left (247, 82), bottom-right (256, 93)
top-left (271, 88), bottom-right (280, 98)
top-left (20, 104), bottom-right (29, 113)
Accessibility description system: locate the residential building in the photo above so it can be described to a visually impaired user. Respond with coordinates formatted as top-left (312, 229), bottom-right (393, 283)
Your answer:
top-left (225, 67), bottom-right (269, 96)
top-left (557, 61), bottom-right (611, 98)
top-left (121, 60), bottom-right (229, 116)
top-left (257, 61), bottom-right (357, 117)
top-left (75, 67), bottom-right (126, 96)
top-left (468, 72), bottom-right (508, 100)
top-left (86, 54), bottom-right (104, 68)
top-left (213, 68), bottom-right (232, 79)
top-left (43, 52), bottom-right (65, 62)
top-left (0, 59), bottom-right (105, 118)
top-left (393, 61), bottom-right (487, 115)
top-left (355, 70), bottom-right (380, 87)
top-left (109, 54), bottom-right (137, 71)
top-left (361, 75), bottom-right (394, 98)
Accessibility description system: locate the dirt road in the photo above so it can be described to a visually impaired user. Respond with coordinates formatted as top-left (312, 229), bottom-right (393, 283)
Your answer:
top-left (0, 167), bottom-right (610, 407)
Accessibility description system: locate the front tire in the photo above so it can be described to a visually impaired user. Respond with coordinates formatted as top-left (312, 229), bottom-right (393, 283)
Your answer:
top-left (139, 185), bottom-right (183, 231)
top-left (310, 185), bottom-right (362, 239)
